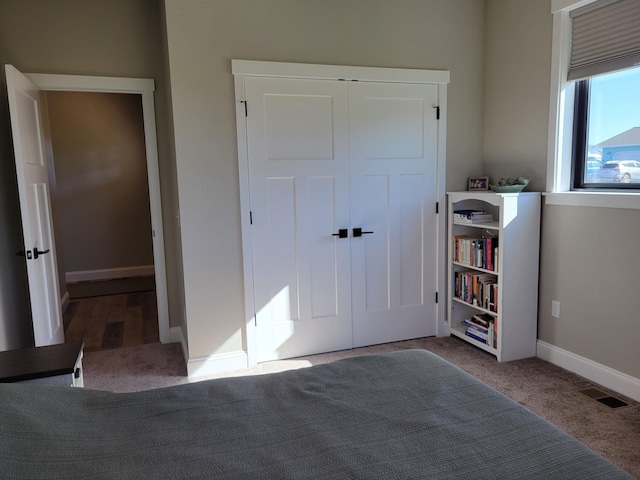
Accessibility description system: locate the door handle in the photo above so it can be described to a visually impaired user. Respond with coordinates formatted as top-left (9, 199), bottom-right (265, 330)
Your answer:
top-left (33, 248), bottom-right (50, 260)
top-left (332, 229), bottom-right (348, 239)
top-left (352, 228), bottom-right (373, 238)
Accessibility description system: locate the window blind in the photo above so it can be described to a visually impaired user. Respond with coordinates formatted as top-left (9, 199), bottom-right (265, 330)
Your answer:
top-left (569, 0), bottom-right (640, 81)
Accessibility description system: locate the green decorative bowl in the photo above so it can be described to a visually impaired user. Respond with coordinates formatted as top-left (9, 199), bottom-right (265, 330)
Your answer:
top-left (489, 184), bottom-right (527, 193)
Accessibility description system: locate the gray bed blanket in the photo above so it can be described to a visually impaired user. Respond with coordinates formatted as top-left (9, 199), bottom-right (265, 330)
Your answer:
top-left (1, 349), bottom-right (633, 479)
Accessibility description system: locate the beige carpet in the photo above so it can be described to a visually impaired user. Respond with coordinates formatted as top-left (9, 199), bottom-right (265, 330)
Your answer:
top-left (82, 336), bottom-right (640, 478)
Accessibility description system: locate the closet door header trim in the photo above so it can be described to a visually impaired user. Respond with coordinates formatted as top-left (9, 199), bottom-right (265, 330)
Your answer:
top-left (232, 60), bottom-right (450, 85)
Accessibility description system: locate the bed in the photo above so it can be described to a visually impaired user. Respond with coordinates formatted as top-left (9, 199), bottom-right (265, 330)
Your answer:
top-left (1, 349), bottom-right (633, 479)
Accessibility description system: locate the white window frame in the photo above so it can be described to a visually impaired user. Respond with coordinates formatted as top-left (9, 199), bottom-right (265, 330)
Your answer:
top-left (545, 0), bottom-right (640, 209)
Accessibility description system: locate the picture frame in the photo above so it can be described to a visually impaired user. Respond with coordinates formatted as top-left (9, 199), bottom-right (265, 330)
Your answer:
top-left (468, 176), bottom-right (489, 191)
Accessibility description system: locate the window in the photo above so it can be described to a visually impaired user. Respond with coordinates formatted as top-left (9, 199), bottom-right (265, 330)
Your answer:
top-left (548, 0), bottom-right (640, 203)
top-left (573, 66), bottom-right (640, 189)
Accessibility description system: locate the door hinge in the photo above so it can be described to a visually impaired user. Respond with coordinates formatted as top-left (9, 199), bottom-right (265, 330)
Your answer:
top-left (435, 292), bottom-right (438, 303)
top-left (434, 106), bottom-right (440, 120)
top-left (241, 100), bottom-right (248, 117)
top-left (250, 211), bottom-right (253, 225)
top-left (436, 202), bottom-right (439, 214)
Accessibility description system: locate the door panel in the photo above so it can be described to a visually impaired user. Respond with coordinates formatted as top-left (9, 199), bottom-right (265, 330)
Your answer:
top-left (246, 77), bottom-right (352, 362)
top-left (264, 94), bottom-right (336, 160)
top-left (6, 65), bottom-right (64, 346)
top-left (399, 174), bottom-right (425, 307)
top-left (349, 82), bottom-right (438, 347)
top-left (359, 97), bottom-right (425, 160)
top-left (362, 174), bottom-right (390, 312)
top-left (264, 177), bottom-right (299, 323)
top-left (308, 176), bottom-right (341, 319)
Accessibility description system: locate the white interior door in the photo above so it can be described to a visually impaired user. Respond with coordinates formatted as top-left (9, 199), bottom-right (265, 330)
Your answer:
top-left (348, 82), bottom-right (439, 346)
top-left (244, 74), bottom-right (440, 362)
top-left (246, 76), bottom-right (352, 362)
top-left (5, 65), bottom-right (64, 346)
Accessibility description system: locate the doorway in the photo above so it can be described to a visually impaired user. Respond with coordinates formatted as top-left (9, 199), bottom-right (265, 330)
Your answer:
top-left (44, 90), bottom-right (157, 352)
top-left (26, 72), bottom-right (171, 346)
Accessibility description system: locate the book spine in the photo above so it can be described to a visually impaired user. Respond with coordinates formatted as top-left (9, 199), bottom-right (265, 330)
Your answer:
top-left (485, 237), bottom-right (493, 270)
top-left (463, 320), bottom-right (489, 332)
top-left (466, 326), bottom-right (488, 338)
top-left (465, 331), bottom-right (488, 344)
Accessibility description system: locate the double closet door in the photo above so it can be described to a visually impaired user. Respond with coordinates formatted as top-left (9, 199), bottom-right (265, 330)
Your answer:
top-left (244, 76), bottom-right (439, 362)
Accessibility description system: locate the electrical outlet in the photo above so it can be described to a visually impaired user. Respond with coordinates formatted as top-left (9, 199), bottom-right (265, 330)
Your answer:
top-left (551, 300), bottom-right (560, 318)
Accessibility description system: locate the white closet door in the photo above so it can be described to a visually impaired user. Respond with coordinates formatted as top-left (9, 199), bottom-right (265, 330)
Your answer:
top-left (349, 81), bottom-right (438, 347)
top-left (245, 77), bottom-right (352, 362)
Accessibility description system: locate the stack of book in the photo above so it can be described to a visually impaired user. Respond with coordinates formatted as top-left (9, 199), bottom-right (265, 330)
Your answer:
top-left (452, 234), bottom-right (498, 271)
top-left (453, 209), bottom-right (494, 224)
top-left (453, 271), bottom-right (498, 312)
top-left (462, 313), bottom-right (497, 348)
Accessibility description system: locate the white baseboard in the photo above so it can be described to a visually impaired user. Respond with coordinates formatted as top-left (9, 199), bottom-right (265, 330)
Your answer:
top-left (537, 340), bottom-right (640, 403)
top-left (186, 350), bottom-right (248, 378)
top-left (66, 265), bottom-right (155, 283)
top-left (60, 291), bottom-right (70, 312)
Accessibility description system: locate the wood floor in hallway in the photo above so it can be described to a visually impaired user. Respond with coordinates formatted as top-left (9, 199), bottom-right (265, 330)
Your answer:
top-left (63, 291), bottom-right (159, 352)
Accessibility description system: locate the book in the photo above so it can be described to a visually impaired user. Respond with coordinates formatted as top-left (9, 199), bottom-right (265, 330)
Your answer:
top-left (472, 313), bottom-right (495, 327)
top-left (453, 236), bottom-right (497, 271)
top-left (455, 217), bottom-right (494, 224)
top-left (452, 235), bottom-right (473, 264)
top-left (484, 237), bottom-right (493, 270)
top-left (466, 326), bottom-right (488, 339)
top-left (453, 271), bottom-right (497, 306)
top-left (462, 319), bottom-right (488, 332)
top-left (454, 213), bottom-right (494, 224)
top-left (465, 330), bottom-right (488, 344)
top-left (453, 209), bottom-right (487, 218)
top-left (454, 210), bottom-right (494, 224)
top-left (491, 322), bottom-right (497, 348)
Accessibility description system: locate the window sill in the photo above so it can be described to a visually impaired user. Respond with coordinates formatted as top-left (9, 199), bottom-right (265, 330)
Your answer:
top-left (544, 191), bottom-right (640, 209)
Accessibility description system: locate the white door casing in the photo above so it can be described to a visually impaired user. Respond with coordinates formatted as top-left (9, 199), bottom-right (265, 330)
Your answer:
top-left (6, 66), bottom-right (173, 346)
top-left (6, 65), bottom-right (64, 346)
top-left (233, 61), bottom-right (449, 365)
top-left (349, 81), bottom-right (438, 347)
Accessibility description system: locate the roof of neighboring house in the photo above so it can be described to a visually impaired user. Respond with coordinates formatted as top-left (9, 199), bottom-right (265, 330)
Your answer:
top-left (596, 127), bottom-right (640, 148)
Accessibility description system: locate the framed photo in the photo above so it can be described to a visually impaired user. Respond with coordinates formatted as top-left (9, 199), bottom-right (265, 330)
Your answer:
top-left (468, 176), bottom-right (489, 191)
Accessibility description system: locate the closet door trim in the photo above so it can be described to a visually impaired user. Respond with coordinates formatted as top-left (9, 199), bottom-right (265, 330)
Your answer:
top-left (233, 60), bottom-right (450, 367)
top-left (232, 60), bottom-right (450, 85)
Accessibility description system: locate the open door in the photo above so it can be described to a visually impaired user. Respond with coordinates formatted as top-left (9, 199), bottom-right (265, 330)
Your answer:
top-left (5, 64), bottom-right (64, 346)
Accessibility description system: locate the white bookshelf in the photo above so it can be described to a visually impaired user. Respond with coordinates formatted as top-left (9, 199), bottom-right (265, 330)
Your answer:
top-left (447, 191), bottom-right (540, 361)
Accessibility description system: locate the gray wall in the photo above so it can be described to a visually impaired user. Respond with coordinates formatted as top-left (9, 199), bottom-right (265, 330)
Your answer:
top-left (0, 0), bottom-right (183, 339)
top-left (483, 0), bottom-right (640, 379)
top-left (163, 0), bottom-right (486, 359)
top-left (46, 91), bottom-right (154, 275)
top-left (483, 0), bottom-right (551, 190)
top-left (539, 206), bottom-right (640, 377)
